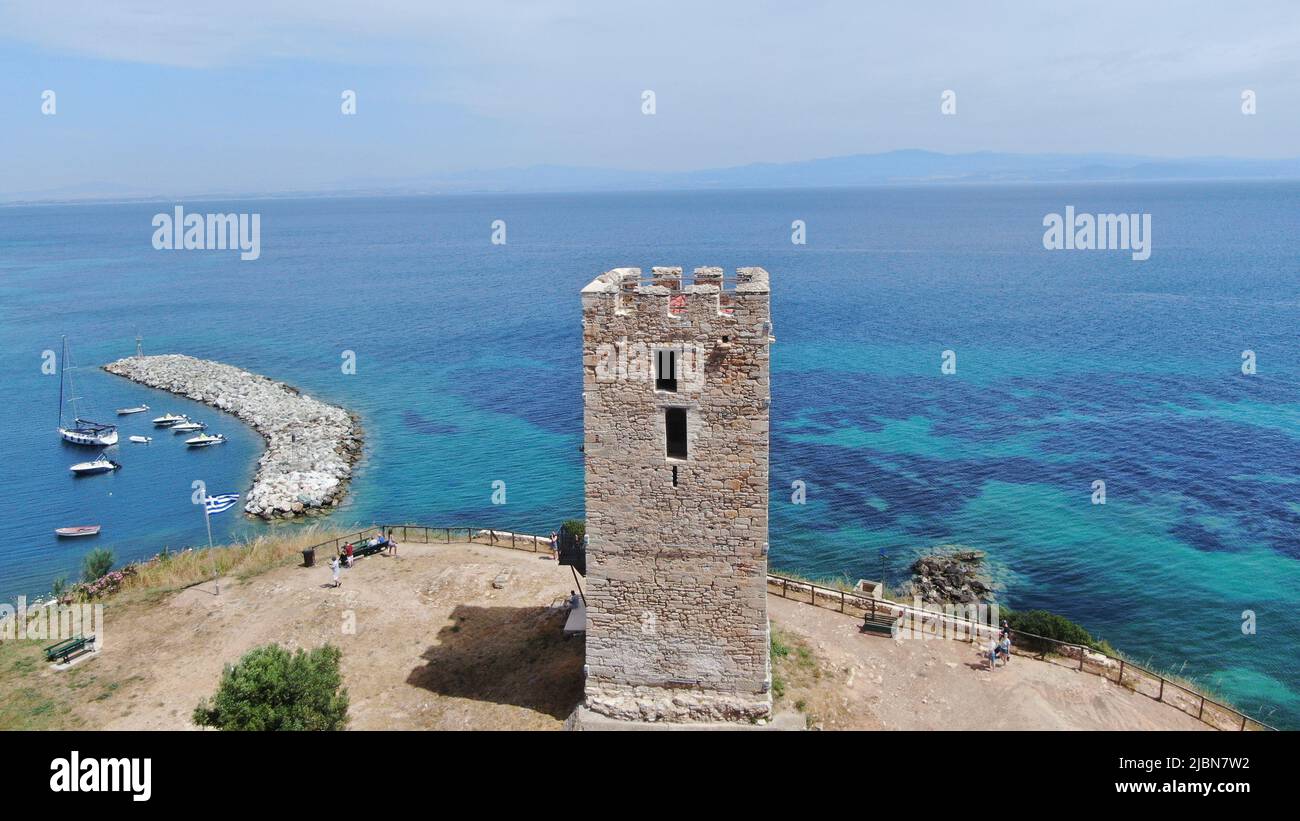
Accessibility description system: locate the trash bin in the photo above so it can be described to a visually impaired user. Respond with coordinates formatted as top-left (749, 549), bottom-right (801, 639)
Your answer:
top-left (302, 547), bottom-right (315, 567)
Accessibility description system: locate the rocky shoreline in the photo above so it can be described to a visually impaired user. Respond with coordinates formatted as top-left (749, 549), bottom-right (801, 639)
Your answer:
top-left (104, 354), bottom-right (362, 520)
top-left (900, 547), bottom-right (995, 605)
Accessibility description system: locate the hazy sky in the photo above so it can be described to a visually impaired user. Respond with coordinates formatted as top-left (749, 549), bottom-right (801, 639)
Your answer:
top-left (2, 1), bottom-right (1297, 194)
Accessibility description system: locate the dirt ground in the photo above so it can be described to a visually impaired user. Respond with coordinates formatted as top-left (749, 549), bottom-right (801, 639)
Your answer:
top-left (768, 595), bottom-right (1206, 730)
top-left (44, 541), bottom-right (585, 730)
top-left (6, 541), bottom-right (1207, 730)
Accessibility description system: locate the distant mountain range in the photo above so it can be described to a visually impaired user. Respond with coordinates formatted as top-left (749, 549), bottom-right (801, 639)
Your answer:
top-left (6, 150), bottom-right (1300, 204)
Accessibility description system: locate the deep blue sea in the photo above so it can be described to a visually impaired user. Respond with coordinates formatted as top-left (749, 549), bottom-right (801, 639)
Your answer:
top-left (1, 183), bottom-right (1297, 727)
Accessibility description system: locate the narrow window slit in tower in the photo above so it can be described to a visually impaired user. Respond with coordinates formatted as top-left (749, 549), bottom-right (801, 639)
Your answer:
top-left (672, 465), bottom-right (678, 486)
top-left (656, 348), bottom-right (677, 392)
top-left (665, 407), bottom-right (687, 459)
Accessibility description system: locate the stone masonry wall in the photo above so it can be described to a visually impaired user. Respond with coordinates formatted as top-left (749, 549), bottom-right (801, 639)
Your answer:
top-left (581, 266), bottom-right (772, 722)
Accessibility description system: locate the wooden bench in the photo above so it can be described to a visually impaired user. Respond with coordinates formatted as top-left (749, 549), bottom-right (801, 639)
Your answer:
top-left (44, 634), bottom-right (95, 664)
top-left (859, 612), bottom-right (899, 637)
top-left (340, 537), bottom-right (389, 560)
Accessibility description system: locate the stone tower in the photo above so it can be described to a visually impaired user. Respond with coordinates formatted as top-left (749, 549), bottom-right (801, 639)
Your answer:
top-left (580, 265), bottom-right (772, 722)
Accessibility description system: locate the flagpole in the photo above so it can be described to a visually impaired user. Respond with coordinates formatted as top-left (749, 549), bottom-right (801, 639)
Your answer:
top-left (202, 489), bottom-right (219, 595)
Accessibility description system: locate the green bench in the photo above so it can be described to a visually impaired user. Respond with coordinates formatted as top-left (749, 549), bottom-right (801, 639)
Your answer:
top-left (44, 634), bottom-right (95, 664)
top-left (340, 536), bottom-right (389, 560)
top-left (859, 611), bottom-right (900, 637)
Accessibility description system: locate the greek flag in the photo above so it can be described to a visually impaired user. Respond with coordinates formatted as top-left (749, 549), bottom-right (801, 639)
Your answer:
top-left (204, 493), bottom-right (240, 515)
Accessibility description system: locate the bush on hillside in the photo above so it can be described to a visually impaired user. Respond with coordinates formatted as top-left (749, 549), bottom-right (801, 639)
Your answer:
top-left (193, 644), bottom-right (349, 731)
top-left (560, 519), bottom-right (585, 543)
top-left (81, 548), bottom-right (114, 583)
top-left (1002, 608), bottom-right (1101, 653)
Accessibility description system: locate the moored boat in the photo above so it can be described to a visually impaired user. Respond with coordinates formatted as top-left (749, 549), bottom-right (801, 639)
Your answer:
top-left (69, 453), bottom-right (121, 475)
top-left (56, 337), bottom-right (118, 446)
top-left (55, 525), bottom-right (101, 538)
top-left (128, 435), bottom-right (152, 443)
top-left (152, 413), bottom-right (188, 426)
top-left (116, 404), bottom-right (150, 415)
top-left (171, 421), bottom-right (207, 432)
top-left (59, 421), bottom-right (119, 446)
top-left (185, 433), bottom-right (226, 447)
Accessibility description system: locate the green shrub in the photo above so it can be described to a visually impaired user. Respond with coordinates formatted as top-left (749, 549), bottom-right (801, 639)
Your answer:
top-left (770, 635), bottom-right (790, 659)
top-left (193, 644), bottom-right (349, 731)
top-left (1003, 608), bottom-right (1101, 652)
top-left (560, 519), bottom-right (585, 543)
top-left (81, 549), bottom-right (114, 583)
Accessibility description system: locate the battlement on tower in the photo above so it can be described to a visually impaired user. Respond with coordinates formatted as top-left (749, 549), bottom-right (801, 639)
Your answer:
top-left (581, 266), bottom-right (771, 332)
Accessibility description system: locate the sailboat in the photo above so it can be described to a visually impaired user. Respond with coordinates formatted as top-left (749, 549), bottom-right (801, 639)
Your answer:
top-left (57, 336), bottom-right (118, 447)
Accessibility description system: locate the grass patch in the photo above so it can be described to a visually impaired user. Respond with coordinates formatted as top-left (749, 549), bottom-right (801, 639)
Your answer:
top-left (770, 627), bottom-right (820, 705)
top-left (0, 641), bottom-right (82, 730)
top-left (0, 527), bottom-right (359, 730)
top-left (769, 627), bottom-right (832, 728)
top-left (63, 525), bottom-right (357, 606)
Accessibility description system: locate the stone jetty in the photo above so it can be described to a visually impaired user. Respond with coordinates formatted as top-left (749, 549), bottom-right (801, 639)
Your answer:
top-left (104, 354), bottom-right (362, 520)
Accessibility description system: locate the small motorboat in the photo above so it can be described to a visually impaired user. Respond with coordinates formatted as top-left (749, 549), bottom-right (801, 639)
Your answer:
top-left (171, 421), bottom-right (207, 432)
top-left (152, 413), bottom-right (188, 426)
top-left (185, 433), bottom-right (226, 447)
top-left (117, 404), bottom-right (150, 415)
top-left (70, 453), bottom-right (121, 475)
top-left (128, 435), bottom-right (152, 444)
top-left (56, 525), bottom-right (101, 538)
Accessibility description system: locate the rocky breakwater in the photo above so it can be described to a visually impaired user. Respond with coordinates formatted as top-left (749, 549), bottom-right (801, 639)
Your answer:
top-left (104, 354), bottom-right (362, 519)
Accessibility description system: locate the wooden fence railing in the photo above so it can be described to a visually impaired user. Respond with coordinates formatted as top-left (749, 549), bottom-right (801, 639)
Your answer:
top-left (300, 525), bottom-right (552, 559)
top-left (766, 572), bottom-right (1277, 732)
top-left (291, 528), bottom-right (1275, 732)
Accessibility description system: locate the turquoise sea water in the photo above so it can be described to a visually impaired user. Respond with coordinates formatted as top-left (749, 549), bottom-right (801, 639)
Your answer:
top-left (1, 182), bottom-right (1297, 727)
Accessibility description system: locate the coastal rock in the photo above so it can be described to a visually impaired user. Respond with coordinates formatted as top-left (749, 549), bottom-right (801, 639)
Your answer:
top-left (104, 354), bottom-right (361, 520)
top-left (902, 547), bottom-right (995, 605)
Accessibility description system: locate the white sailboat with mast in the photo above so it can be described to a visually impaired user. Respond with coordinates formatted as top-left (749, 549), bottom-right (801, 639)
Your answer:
top-left (57, 336), bottom-right (118, 447)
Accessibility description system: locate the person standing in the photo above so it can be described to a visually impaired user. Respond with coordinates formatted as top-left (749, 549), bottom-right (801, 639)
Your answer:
top-left (388, 530), bottom-right (398, 557)
top-left (331, 556), bottom-right (341, 588)
top-left (549, 531), bottom-right (559, 561)
top-left (345, 542), bottom-right (354, 568)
